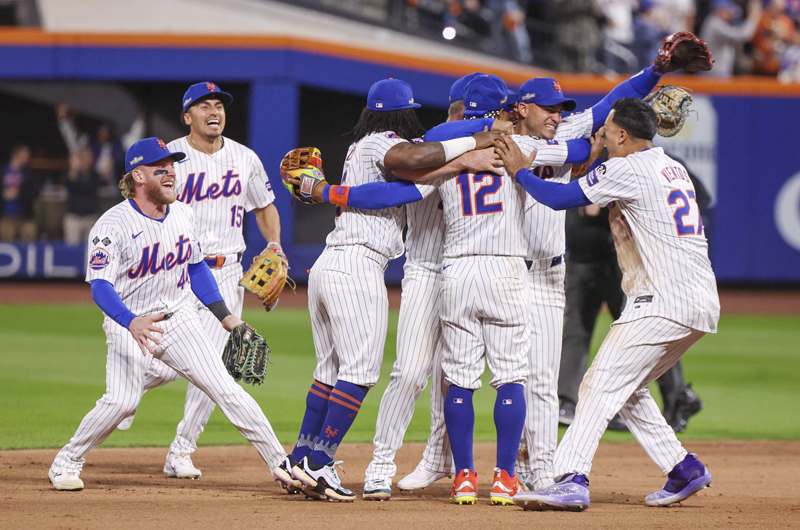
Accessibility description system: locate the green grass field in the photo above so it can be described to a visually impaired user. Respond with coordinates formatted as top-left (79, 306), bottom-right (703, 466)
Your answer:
top-left (1, 305), bottom-right (799, 450)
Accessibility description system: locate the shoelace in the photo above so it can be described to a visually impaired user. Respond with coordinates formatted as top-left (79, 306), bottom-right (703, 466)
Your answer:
top-left (326, 461), bottom-right (346, 487)
top-left (176, 452), bottom-right (195, 467)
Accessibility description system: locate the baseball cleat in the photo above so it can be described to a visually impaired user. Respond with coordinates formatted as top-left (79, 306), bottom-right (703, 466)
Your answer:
top-left (363, 478), bottom-right (392, 501)
top-left (514, 473), bottom-right (590, 511)
top-left (163, 450), bottom-right (202, 479)
top-left (116, 412), bottom-right (136, 431)
top-left (558, 400), bottom-right (575, 426)
top-left (518, 472), bottom-right (535, 491)
top-left (293, 456), bottom-right (355, 502)
top-left (397, 466), bottom-right (450, 491)
top-left (273, 454), bottom-right (302, 494)
top-left (49, 469), bottom-right (84, 491)
top-left (645, 453), bottom-right (712, 507)
top-left (669, 385), bottom-right (703, 434)
top-left (490, 468), bottom-right (522, 506)
top-left (451, 469), bottom-right (478, 505)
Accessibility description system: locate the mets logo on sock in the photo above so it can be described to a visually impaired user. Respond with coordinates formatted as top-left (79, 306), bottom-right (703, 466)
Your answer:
top-left (324, 425), bottom-right (339, 438)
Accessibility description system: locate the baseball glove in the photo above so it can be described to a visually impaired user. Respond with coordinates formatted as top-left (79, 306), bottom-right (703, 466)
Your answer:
top-left (239, 247), bottom-right (295, 312)
top-left (653, 31), bottom-right (714, 73)
top-left (644, 85), bottom-right (693, 138)
top-left (223, 322), bottom-right (270, 385)
top-left (280, 147), bottom-right (326, 204)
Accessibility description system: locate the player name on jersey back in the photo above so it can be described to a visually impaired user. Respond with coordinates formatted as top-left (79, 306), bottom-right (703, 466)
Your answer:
top-left (86, 200), bottom-right (203, 318)
top-left (579, 147), bottom-right (720, 332)
top-left (326, 132), bottom-right (409, 260)
top-left (168, 137), bottom-right (275, 257)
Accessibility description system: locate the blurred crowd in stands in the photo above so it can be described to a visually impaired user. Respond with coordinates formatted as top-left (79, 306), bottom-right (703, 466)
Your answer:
top-left (0, 104), bottom-right (144, 243)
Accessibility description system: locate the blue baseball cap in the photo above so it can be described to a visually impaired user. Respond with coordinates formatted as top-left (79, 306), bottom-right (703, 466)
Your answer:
top-left (449, 72), bottom-right (487, 103)
top-left (125, 137), bottom-right (186, 173)
top-left (712, 0), bottom-right (742, 17)
top-left (367, 78), bottom-right (421, 111)
top-left (463, 74), bottom-right (510, 117)
top-left (517, 77), bottom-right (577, 112)
top-left (182, 81), bottom-right (233, 113)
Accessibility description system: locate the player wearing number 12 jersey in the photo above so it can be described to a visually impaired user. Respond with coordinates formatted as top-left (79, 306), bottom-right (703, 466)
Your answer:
top-left (501, 98), bottom-right (718, 511)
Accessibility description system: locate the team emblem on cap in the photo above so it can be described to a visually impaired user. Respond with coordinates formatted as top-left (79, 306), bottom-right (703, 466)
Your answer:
top-left (129, 155), bottom-right (143, 165)
top-left (157, 139), bottom-right (166, 149)
top-left (553, 81), bottom-right (562, 92)
top-left (89, 248), bottom-right (110, 270)
top-left (206, 82), bottom-right (217, 91)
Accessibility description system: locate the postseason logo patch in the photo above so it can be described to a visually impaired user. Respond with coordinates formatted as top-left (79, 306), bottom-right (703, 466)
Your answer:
top-left (586, 164), bottom-right (606, 187)
top-left (89, 248), bottom-right (110, 270)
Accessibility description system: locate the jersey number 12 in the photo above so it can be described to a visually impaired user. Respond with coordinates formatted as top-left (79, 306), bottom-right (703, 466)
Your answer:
top-left (456, 172), bottom-right (503, 216)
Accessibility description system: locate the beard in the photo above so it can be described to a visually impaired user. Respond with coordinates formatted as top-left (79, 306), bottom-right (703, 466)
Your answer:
top-left (144, 176), bottom-right (176, 205)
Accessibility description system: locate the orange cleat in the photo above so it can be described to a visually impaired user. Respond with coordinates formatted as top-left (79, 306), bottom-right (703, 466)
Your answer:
top-left (451, 469), bottom-right (478, 505)
top-left (490, 468), bottom-right (522, 506)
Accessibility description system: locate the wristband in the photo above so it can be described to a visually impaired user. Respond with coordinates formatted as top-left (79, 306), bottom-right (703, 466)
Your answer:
top-left (208, 300), bottom-right (232, 322)
top-left (440, 136), bottom-right (477, 163)
top-left (327, 185), bottom-right (350, 207)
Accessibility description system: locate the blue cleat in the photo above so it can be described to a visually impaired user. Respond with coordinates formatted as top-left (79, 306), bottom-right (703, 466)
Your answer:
top-left (514, 473), bottom-right (590, 511)
top-left (645, 453), bottom-right (712, 507)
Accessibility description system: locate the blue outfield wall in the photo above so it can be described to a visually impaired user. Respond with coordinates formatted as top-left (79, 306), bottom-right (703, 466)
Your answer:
top-left (1, 41), bottom-right (799, 283)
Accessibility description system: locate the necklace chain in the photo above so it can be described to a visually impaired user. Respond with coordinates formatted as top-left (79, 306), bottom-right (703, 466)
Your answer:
top-left (189, 136), bottom-right (223, 155)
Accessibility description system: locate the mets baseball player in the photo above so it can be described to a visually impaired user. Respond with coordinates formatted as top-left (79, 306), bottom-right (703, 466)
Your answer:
top-left (283, 78), bottom-right (501, 502)
top-left (510, 64), bottom-right (666, 492)
top-left (48, 138), bottom-right (291, 491)
top-left (116, 82), bottom-right (285, 482)
top-left (502, 98), bottom-right (718, 511)
top-left (313, 75), bottom-right (590, 505)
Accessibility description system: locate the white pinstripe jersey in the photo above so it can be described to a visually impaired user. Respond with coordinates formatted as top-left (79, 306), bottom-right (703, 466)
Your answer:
top-left (417, 139), bottom-right (569, 259)
top-left (85, 200), bottom-right (203, 318)
top-left (520, 109), bottom-right (595, 260)
top-left (326, 131), bottom-right (408, 260)
top-left (404, 189), bottom-right (444, 271)
top-left (578, 147), bottom-right (720, 333)
top-left (167, 137), bottom-right (275, 256)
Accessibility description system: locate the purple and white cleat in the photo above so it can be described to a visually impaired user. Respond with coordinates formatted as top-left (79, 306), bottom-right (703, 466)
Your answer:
top-left (645, 453), bottom-right (712, 507)
top-left (514, 473), bottom-right (590, 511)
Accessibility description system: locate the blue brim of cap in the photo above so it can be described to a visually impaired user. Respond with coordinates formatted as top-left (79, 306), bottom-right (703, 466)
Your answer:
top-left (183, 91), bottom-right (233, 112)
top-left (143, 151), bottom-right (186, 166)
top-left (532, 96), bottom-right (577, 112)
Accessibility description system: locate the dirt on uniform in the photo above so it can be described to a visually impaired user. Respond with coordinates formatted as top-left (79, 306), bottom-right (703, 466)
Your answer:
top-left (2, 441), bottom-right (798, 530)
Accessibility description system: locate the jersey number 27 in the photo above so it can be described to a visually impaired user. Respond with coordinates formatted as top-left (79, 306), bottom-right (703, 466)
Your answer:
top-left (668, 189), bottom-right (703, 236)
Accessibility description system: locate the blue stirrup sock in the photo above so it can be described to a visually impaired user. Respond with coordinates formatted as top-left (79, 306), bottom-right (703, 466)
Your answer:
top-left (444, 385), bottom-right (476, 472)
top-left (291, 380), bottom-right (332, 462)
top-left (309, 380), bottom-right (368, 466)
top-left (494, 383), bottom-right (526, 475)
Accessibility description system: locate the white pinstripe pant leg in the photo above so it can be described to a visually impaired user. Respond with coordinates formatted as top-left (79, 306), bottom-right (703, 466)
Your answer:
top-left (521, 262), bottom-right (565, 490)
top-left (311, 248), bottom-right (389, 388)
top-left (170, 265), bottom-right (244, 454)
top-left (420, 343), bottom-right (452, 474)
top-left (157, 311), bottom-right (285, 470)
top-left (366, 264), bottom-right (443, 481)
top-left (51, 323), bottom-right (151, 473)
top-left (553, 317), bottom-right (705, 477)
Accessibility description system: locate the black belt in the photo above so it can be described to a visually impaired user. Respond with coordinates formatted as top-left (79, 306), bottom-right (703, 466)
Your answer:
top-left (526, 254), bottom-right (564, 271)
top-left (204, 253), bottom-right (243, 269)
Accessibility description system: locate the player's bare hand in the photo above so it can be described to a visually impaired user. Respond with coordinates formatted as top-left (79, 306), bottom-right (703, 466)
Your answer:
top-left (495, 136), bottom-right (530, 176)
top-left (129, 314), bottom-right (165, 356)
top-left (222, 315), bottom-right (244, 332)
top-left (456, 148), bottom-right (503, 175)
top-left (472, 129), bottom-right (504, 150)
top-left (490, 120), bottom-right (514, 134)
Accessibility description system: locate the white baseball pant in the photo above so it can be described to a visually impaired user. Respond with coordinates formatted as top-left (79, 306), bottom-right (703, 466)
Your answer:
top-left (553, 316), bottom-right (705, 477)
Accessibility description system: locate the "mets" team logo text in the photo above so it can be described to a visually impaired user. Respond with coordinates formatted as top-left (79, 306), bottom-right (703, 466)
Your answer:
top-left (178, 171), bottom-right (241, 204)
top-left (127, 235), bottom-right (193, 279)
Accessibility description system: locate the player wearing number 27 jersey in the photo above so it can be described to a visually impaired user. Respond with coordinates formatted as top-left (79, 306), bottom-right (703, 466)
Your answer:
top-left (506, 98), bottom-right (718, 511)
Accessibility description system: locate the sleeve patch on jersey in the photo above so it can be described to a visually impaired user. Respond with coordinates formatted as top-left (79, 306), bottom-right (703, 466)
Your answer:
top-left (587, 164), bottom-right (606, 187)
top-left (265, 181), bottom-right (273, 192)
top-left (546, 140), bottom-right (559, 145)
top-left (385, 132), bottom-right (399, 139)
top-left (102, 237), bottom-right (111, 246)
top-left (89, 248), bottom-right (110, 270)
top-left (92, 236), bottom-right (100, 244)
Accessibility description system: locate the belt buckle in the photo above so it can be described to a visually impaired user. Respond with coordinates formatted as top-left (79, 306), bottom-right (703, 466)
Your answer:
top-left (216, 256), bottom-right (225, 267)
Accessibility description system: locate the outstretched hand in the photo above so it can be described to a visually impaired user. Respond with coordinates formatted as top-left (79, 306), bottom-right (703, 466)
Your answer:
top-left (129, 314), bottom-right (165, 356)
top-left (495, 136), bottom-right (532, 177)
top-left (473, 129), bottom-right (504, 150)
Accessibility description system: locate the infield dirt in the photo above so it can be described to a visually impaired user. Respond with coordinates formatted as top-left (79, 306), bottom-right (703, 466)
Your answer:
top-left (2, 440), bottom-right (798, 530)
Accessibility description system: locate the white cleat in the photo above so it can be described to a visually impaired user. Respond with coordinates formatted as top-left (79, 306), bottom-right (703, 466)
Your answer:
top-left (163, 451), bottom-right (202, 479)
top-left (117, 414), bottom-right (135, 431)
top-left (49, 469), bottom-right (84, 491)
top-left (397, 466), bottom-right (450, 491)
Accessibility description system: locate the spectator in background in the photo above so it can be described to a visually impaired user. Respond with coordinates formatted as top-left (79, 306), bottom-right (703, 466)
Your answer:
top-left (56, 103), bottom-right (145, 183)
top-left (652, 0), bottom-right (696, 34)
top-left (556, 0), bottom-right (605, 72)
top-left (62, 146), bottom-right (104, 244)
top-left (700, 0), bottom-right (763, 77)
top-left (598, 0), bottom-right (638, 72)
top-left (752, 0), bottom-right (796, 76)
top-left (779, 30), bottom-right (800, 81)
top-left (488, 0), bottom-right (533, 63)
top-left (0, 144), bottom-right (40, 242)
top-left (632, 0), bottom-right (668, 70)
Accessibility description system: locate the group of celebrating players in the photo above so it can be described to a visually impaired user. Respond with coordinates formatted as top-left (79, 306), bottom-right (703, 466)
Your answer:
top-left (48, 31), bottom-right (719, 513)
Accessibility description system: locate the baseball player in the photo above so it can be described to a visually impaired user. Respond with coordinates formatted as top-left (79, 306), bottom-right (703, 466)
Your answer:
top-left (116, 82), bottom-right (286, 483)
top-left (311, 75), bottom-right (591, 505)
top-left (502, 98), bottom-right (718, 510)
top-left (284, 78), bottom-right (502, 502)
top-left (48, 138), bottom-right (291, 491)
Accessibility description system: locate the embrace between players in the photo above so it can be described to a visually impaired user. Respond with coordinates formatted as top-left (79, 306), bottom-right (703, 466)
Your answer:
top-left (51, 31), bottom-right (718, 512)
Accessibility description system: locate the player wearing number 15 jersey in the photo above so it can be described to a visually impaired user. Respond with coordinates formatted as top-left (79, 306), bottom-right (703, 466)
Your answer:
top-left (501, 98), bottom-right (718, 511)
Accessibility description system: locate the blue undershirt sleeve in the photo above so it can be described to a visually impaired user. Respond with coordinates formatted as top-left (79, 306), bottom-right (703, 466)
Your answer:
top-left (188, 261), bottom-right (224, 306)
top-left (322, 181), bottom-right (424, 209)
top-left (91, 279), bottom-right (137, 329)
top-left (565, 139), bottom-right (592, 164)
top-left (515, 169), bottom-right (592, 210)
top-left (423, 118), bottom-right (495, 142)
top-left (590, 65), bottom-right (663, 130)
